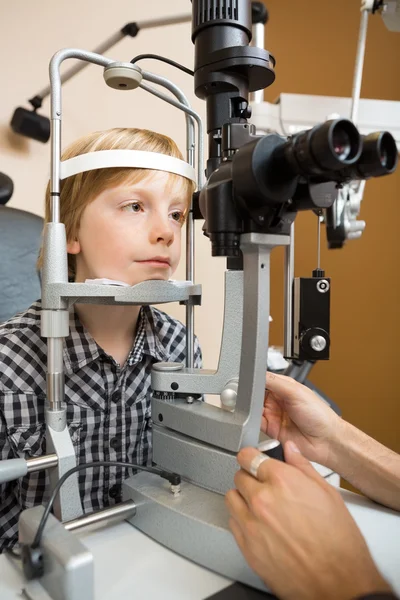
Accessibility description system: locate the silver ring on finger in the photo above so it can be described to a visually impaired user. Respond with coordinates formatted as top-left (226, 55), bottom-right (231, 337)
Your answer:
top-left (249, 453), bottom-right (270, 479)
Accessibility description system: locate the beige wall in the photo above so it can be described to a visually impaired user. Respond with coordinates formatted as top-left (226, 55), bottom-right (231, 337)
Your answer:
top-left (1, 1), bottom-right (399, 452)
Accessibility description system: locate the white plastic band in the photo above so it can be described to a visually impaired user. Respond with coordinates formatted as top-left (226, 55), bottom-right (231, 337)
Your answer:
top-left (59, 149), bottom-right (197, 183)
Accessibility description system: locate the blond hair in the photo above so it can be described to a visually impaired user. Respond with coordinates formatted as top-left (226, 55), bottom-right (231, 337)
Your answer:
top-left (37, 127), bottom-right (194, 279)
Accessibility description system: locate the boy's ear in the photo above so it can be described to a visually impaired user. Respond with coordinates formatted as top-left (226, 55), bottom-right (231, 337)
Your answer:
top-left (67, 238), bottom-right (80, 255)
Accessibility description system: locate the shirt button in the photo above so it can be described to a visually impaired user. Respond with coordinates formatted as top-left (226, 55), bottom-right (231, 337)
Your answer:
top-left (111, 392), bottom-right (120, 403)
top-left (110, 437), bottom-right (120, 449)
top-left (109, 485), bottom-right (119, 499)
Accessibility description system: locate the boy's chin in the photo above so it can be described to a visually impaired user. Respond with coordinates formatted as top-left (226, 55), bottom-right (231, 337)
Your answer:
top-left (150, 274), bottom-right (170, 281)
top-left (139, 274), bottom-right (170, 283)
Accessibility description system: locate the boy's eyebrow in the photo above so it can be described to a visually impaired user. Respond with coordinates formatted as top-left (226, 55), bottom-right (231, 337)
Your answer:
top-left (113, 186), bottom-right (148, 196)
top-left (110, 188), bottom-right (188, 206)
top-left (169, 195), bottom-right (188, 204)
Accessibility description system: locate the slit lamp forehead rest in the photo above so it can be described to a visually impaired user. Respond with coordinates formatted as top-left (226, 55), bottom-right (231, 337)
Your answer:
top-left (59, 149), bottom-right (197, 185)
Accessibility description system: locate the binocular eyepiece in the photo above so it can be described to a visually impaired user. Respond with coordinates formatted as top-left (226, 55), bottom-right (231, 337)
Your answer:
top-left (353, 131), bottom-right (398, 179)
top-left (278, 119), bottom-right (398, 182)
top-left (203, 117), bottom-right (398, 257)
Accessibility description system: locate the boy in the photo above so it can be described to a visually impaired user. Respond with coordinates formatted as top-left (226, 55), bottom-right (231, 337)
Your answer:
top-left (0, 127), bottom-right (202, 552)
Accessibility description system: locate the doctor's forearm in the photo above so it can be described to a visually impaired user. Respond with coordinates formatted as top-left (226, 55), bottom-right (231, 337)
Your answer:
top-left (327, 420), bottom-right (400, 511)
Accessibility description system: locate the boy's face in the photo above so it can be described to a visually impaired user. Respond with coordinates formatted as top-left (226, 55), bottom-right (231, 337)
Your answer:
top-left (67, 170), bottom-right (188, 285)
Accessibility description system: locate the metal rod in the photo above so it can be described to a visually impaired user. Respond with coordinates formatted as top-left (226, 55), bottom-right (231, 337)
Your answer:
top-left (33, 14), bottom-right (191, 103)
top-left (49, 49), bottom-right (115, 229)
top-left (47, 338), bottom-right (64, 411)
top-left (350, 8), bottom-right (369, 124)
top-left (50, 49), bottom-right (113, 120)
top-left (296, 360), bottom-right (315, 384)
top-left (185, 214), bottom-right (195, 368)
top-left (250, 22), bottom-right (265, 104)
top-left (283, 223), bottom-right (295, 357)
top-left (138, 13), bottom-right (191, 30)
top-left (36, 32), bottom-right (124, 101)
top-left (64, 500), bottom-right (137, 532)
top-left (26, 454), bottom-right (58, 473)
top-left (317, 213), bottom-right (321, 269)
top-left (50, 119), bottom-right (61, 223)
top-left (283, 360), bottom-right (302, 379)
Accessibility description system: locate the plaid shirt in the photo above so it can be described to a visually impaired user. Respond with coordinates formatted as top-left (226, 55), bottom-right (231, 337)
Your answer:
top-left (0, 301), bottom-right (202, 552)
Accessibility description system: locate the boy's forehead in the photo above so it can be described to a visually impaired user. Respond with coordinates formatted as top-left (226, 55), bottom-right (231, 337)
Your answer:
top-left (117, 169), bottom-right (189, 197)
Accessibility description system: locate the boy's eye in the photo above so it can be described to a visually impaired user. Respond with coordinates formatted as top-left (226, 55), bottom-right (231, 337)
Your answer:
top-left (171, 211), bottom-right (184, 223)
top-left (122, 202), bottom-right (141, 213)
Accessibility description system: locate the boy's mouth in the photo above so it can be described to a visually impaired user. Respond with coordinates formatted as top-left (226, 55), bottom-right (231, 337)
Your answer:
top-left (136, 257), bottom-right (171, 268)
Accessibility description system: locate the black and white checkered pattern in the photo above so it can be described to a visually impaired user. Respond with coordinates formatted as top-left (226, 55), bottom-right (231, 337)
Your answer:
top-left (0, 301), bottom-right (202, 552)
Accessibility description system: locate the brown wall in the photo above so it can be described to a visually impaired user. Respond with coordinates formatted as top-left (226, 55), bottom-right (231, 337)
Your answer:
top-left (262, 1), bottom-right (400, 453)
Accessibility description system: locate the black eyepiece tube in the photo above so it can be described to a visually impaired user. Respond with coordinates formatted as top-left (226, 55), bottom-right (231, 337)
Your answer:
top-left (311, 119), bottom-right (361, 169)
top-left (269, 119), bottom-right (362, 182)
top-left (356, 131), bottom-right (398, 178)
top-left (323, 130), bottom-right (398, 182)
top-left (278, 119), bottom-right (362, 179)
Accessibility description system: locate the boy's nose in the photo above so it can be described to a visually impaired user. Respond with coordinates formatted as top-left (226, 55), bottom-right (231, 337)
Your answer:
top-left (149, 215), bottom-right (174, 246)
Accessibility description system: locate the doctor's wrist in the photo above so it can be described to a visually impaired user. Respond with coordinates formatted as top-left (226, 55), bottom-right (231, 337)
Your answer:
top-left (322, 416), bottom-right (352, 474)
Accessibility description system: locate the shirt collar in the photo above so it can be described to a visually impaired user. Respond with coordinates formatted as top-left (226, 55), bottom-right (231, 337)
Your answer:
top-left (133, 306), bottom-right (169, 365)
top-left (63, 305), bottom-right (167, 374)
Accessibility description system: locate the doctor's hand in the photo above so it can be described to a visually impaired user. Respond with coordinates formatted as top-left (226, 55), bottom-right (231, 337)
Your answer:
top-left (262, 372), bottom-right (342, 468)
top-left (226, 444), bottom-right (391, 600)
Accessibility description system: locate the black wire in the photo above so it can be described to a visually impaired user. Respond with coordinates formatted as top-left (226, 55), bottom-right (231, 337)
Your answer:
top-left (130, 54), bottom-right (194, 77)
top-left (31, 460), bottom-right (179, 549)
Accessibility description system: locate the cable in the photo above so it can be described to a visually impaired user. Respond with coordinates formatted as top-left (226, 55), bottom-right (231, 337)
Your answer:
top-left (31, 460), bottom-right (180, 550)
top-left (130, 54), bottom-right (194, 77)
